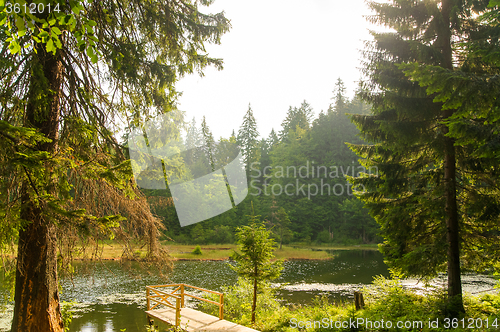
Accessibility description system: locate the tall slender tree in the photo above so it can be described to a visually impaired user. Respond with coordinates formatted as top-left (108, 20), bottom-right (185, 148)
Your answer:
top-left (237, 104), bottom-right (260, 176)
top-left (267, 128), bottom-right (279, 149)
top-left (400, 0), bottom-right (500, 275)
top-left (201, 116), bottom-right (216, 172)
top-left (278, 101), bottom-right (313, 141)
top-left (231, 205), bottom-right (283, 324)
top-left (332, 77), bottom-right (347, 114)
top-left (0, 1), bottom-right (229, 331)
top-left (185, 117), bottom-right (202, 166)
top-left (350, 0), bottom-right (493, 316)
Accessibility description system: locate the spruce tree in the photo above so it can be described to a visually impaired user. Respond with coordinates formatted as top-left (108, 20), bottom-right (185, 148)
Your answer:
top-left (400, 0), bottom-right (500, 274)
top-left (0, 1), bottom-right (229, 330)
top-left (267, 128), bottom-right (279, 149)
top-left (231, 205), bottom-right (283, 324)
top-left (200, 116), bottom-right (216, 172)
top-left (350, 0), bottom-right (493, 316)
top-left (278, 101), bottom-right (313, 141)
top-left (237, 104), bottom-right (260, 176)
top-left (332, 77), bottom-right (347, 114)
top-left (185, 118), bottom-right (201, 162)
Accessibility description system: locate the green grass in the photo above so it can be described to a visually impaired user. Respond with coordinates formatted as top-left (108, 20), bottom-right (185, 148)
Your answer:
top-left (67, 241), bottom-right (375, 261)
top-left (170, 244), bottom-right (236, 260)
top-left (201, 276), bottom-right (500, 332)
top-left (296, 243), bottom-right (380, 251)
top-left (169, 244), bottom-right (333, 260)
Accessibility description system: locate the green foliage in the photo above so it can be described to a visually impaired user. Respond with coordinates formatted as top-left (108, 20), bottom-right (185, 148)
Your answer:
top-left (363, 276), bottom-right (441, 323)
top-left (1, 0), bottom-right (100, 60)
top-left (1, 0), bottom-right (230, 329)
top-left (0, 0), bottom-right (231, 248)
top-left (201, 278), bottom-right (282, 324)
top-left (348, 1), bottom-right (500, 314)
top-left (237, 104), bottom-right (260, 177)
top-left (231, 208), bottom-right (283, 323)
top-left (278, 101), bottom-right (313, 141)
top-left (360, 276), bottom-right (500, 331)
top-left (395, 4), bottom-right (500, 275)
top-left (61, 301), bottom-right (74, 332)
top-left (150, 80), bottom-right (378, 247)
top-left (224, 278), bottom-right (500, 332)
top-left (231, 219), bottom-right (283, 285)
top-left (192, 245), bottom-right (202, 255)
top-left (201, 274), bottom-right (500, 332)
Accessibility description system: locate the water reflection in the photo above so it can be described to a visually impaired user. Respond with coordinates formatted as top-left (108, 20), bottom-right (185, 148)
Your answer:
top-left (275, 250), bottom-right (390, 304)
top-left (0, 250), bottom-right (497, 332)
top-left (70, 303), bottom-right (147, 332)
top-left (63, 250), bottom-right (389, 331)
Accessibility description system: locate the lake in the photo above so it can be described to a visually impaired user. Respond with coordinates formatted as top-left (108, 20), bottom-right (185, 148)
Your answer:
top-left (0, 250), bottom-right (497, 332)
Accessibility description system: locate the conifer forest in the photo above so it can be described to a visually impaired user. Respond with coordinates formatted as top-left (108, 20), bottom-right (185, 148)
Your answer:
top-left (1, 0), bottom-right (500, 331)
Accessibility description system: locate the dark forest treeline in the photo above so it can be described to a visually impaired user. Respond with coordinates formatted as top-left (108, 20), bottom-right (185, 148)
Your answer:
top-left (148, 79), bottom-right (380, 245)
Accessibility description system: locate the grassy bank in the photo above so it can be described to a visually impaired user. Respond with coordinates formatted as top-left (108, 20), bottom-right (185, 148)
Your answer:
top-left (171, 244), bottom-right (338, 260)
top-left (200, 277), bottom-right (500, 332)
top-left (69, 242), bottom-right (370, 260)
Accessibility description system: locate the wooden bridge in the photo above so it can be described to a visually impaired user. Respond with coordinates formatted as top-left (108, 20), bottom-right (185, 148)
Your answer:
top-left (146, 284), bottom-right (259, 331)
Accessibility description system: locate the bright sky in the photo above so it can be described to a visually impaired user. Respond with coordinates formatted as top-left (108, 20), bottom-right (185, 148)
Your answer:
top-left (176, 0), bottom-right (376, 140)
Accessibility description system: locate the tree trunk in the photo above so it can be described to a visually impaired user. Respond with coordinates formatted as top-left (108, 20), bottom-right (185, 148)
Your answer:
top-left (440, 0), bottom-right (465, 316)
top-left (11, 43), bottom-right (64, 332)
top-left (252, 268), bottom-right (257, 324)
top-left (443, 112), bottom-right (464, 316)
top-left (12, 198), bottom-right (63, 332)
top-left (279, 226), bottom-right (283, 250)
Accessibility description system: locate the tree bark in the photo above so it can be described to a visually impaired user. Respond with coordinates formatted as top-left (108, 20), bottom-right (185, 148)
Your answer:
top-left (440, 0), bottom-right (465, 316)
top-left (11, 43), bottom-right (64, 332)
top-left (279, 226), bottom-right (283, 250)
top-left (443, 130), bottom-right (464, 316)
top-left (252, 266), bottom-right (257, 324)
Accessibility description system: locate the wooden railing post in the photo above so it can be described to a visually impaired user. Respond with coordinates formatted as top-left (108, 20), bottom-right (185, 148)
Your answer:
top-left (175, 297), bottom-right (181, 327)
top-left (219, 293), bottom-right (224, 320)
top-left (181, 284), bottom-right (185, 308)
top-left (146, 287), bottom-right (150, 310)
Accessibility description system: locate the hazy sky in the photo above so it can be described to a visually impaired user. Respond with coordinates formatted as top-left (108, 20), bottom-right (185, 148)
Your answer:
top-left (176, 0), bottom-right (377, 140)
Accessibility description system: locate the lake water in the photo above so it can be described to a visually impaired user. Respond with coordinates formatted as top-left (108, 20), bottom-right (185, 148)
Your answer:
top-left (0, 250), bottom-right (498, 332)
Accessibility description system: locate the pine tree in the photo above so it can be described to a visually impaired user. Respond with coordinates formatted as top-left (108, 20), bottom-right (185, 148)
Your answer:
top-left (278, 101), bottom-right (313, 141)
top-left (200, 116), bottom-right (216, 172)
top-left (400, 0), bottom-right (500, 275)
top-left (267, 128), bottom-right (279, 149)
top-left (350, 0), bottom-right (494, 316)
top-left (0, 1), bottom-right (229, 330)
top-left (231, 204), bottom-right (283, 324)
top-left (332, 77), bottom-right (347, 114)
top-left (237, 104), bottom-right (260, 176)
top-left (185, 118), bottom-right (200, 163)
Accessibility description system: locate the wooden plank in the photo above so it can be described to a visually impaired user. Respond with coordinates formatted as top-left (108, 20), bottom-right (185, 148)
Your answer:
top-left (184, 284), bottom-right (223, 296)
top-left (184, 293), bottom-right (221, 306)
top-left (147, 284), bottom-right (182, 288)
top-left (146, 308), bottom-right (260, 332)
top-left (148, 287), bottom-right (181, 299)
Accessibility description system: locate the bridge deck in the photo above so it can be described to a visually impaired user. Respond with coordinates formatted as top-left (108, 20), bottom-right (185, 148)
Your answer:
top-left (146, 307), bottom-right (260, 332)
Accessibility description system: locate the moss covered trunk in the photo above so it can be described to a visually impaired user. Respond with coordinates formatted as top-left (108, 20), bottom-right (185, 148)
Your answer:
top-left (11, 42), bottom-right (64, 332)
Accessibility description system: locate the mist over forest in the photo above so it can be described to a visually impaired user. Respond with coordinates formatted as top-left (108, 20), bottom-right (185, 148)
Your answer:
top-left (142, 79), bottom-right (379, 246)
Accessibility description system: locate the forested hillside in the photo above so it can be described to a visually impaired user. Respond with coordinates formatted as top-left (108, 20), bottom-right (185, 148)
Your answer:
top-left (147, 79), bottom-right (380, 245)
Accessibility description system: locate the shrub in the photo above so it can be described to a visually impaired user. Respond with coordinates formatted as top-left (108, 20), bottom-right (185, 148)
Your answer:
top-left (192, 245), bottom-right (202, 255)
top-left (200, 278), bottom-right (282, 325)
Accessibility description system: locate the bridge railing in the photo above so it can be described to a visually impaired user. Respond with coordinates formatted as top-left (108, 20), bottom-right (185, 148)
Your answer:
top-left (146, 284), bottom-right (224, 327)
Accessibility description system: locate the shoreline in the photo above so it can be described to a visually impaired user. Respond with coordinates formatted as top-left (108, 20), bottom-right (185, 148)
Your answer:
top-left (2, 243), bottom-right (380, 262)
